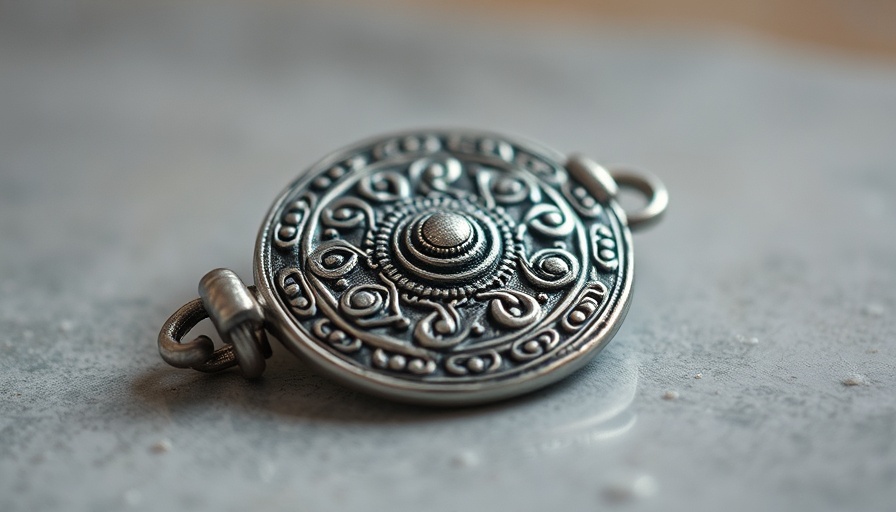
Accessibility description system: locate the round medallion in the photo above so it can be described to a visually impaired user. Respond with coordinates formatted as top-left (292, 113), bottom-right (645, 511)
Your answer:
top-left (254, 130), bottom-right (635, 405)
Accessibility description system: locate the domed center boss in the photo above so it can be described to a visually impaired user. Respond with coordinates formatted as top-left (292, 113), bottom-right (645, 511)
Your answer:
top-left (157, 130), bottom-right (668, 405)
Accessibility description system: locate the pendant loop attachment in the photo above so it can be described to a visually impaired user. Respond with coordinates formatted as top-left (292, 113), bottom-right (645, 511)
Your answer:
top-left (158, 269), bottom-right (271, 378)
top-left (565, 155), bottom-right (668, 231)
top-left (609, 168), bottom-right (669, 231)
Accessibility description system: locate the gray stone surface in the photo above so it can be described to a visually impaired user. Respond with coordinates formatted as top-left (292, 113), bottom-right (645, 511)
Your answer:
top-left (1, 2), bottom-right (895, 511)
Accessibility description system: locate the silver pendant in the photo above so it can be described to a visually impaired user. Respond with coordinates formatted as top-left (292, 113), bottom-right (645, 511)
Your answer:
top-left (158, 130), bottom-right (668, 405)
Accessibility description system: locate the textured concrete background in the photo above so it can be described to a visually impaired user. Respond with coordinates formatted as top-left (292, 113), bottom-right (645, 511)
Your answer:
top-left (1, 2), bottom-right (895, 511)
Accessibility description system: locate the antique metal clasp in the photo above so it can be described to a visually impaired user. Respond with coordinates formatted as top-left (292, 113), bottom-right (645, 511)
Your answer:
top-left (158, 269), bottom-right (271, 378)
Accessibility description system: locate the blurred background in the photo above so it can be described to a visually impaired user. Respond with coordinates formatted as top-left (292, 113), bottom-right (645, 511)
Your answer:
top-left (1, 1), bottom-right (895, 512)
top-left (414, 0), bottom-right (896, 58)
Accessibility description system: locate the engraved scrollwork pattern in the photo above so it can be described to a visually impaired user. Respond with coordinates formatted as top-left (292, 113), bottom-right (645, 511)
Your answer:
top-left (562, 180), bottom-right (603, 218)
top-left (265, 131), bottom-right (629, 385)
top-left (339, 282), bottom-right (408, 329)
top-left (510, 329), bottom-right (560, 362)
top-left (591, 224), bottom-right (619, 271)
top-left (519, 248), bottom-right (580, 290)
top-left (307, 240), bottom-right (364, 280)
top-left (413, 300), bottom-right (470, 349)
top-left (477, 290), bottom-right (542, 328)
top-left (409, 156), bottom-right (464, 195)
top-left (372, 348), bottom-right (437, 375)
top-left (358, 170), bottom-right (411, 203)
top-left (446, 350), bottom-right (502, 376)
top-left (277, 267), bottom-right (316, 317)
top-left (312, 318), bottom-right (362, 353)
top-left (320, 197), bottom-right (376, 232)
top-left (561, 284), bottom-right (608, 333)
top-left (476, 169), bottom-right (540, 208)
top-left (523, 203), bottom-right (576, 238)
top-left (274, 193), bottom-right (315, 248)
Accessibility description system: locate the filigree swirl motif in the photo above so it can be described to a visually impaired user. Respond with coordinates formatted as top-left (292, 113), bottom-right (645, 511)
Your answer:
top-left (321, 197), bottom-right (376, 232)
top-left (477, 290), bottom-right (542, 328)
top-left (358, 170), bottom-right (411, 203)
top-left (519, 248), bottom-right (580, 290)
top-left (307, 240), bottom-right (364, 280)
top-left (339, 282), bottom-right (408, 329)
top-left (265, 131), bottom-right (630, 393)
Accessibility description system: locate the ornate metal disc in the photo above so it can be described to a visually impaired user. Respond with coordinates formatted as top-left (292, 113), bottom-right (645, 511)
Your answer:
top-left (254, 130), bottom-right (636, 405)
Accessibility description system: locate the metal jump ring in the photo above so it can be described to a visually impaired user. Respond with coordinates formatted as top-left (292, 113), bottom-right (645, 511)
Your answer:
top-left (158, 284), bottom-right (271, 377)
top-left (609, 169), bottom-right (669, 231)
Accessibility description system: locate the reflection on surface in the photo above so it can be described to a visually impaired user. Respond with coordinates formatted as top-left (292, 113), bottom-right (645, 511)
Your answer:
top-left (131, 341), bottom-right (639, 471)
top-left (464, 347), bottom-right (639, 459)
top-left (526, 409), bottom-right (636, 458)
top-left (130, 340), bottom-right (642, 507)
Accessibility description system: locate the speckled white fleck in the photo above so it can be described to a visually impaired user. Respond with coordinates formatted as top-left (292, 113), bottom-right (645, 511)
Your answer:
top-left (841, 375), bottom-right (868, 387)
top-left (150, 440), bottom-right (172, 454)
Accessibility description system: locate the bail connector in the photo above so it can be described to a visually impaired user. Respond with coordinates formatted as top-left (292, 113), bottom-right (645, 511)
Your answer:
top-left (158, 269), bottom-right (271, 378)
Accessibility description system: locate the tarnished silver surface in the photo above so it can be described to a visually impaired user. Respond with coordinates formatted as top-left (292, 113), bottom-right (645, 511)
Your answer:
top-left (157, 129), bottom-right (665, 404)
top-left (246, 130), bottom-right (666, 404)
